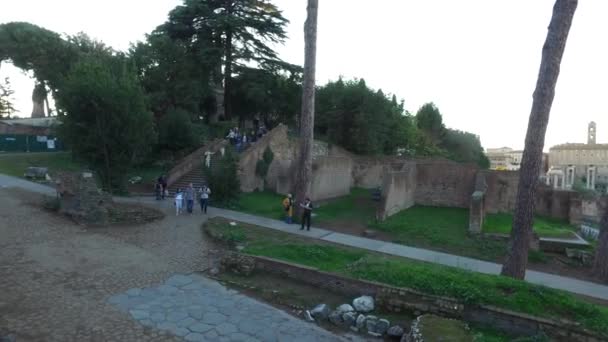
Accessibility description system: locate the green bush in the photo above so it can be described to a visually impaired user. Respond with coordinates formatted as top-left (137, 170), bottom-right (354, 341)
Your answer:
top-left (255, 146), bottom-right (274, 178)
top-left (205, 149), bottom-right (240, 206)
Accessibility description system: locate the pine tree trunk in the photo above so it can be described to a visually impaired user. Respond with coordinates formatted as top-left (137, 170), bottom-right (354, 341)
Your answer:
top-left (593, 200), bottom-right (608, 283)
top-left (223, 2), bottom-right (234, 121)
top-left (294, 0), bottom-right (318, 216)
top-left (501, 0), bottom-right (578, 279)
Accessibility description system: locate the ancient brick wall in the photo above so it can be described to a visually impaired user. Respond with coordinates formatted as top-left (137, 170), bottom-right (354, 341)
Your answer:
top-left (310, 156), bottom-right (353, 201)
top-left (414, 161), bottom-right (478, 208)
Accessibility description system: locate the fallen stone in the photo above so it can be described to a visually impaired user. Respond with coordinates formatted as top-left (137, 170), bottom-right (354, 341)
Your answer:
top-left (304, 310), bottom-right (315, 322)
top-left (375, 318), bottom-right (390, 335)
top-left (24, 167), bottom-right (48, 179)
top-left (355, 314), bottom-right (366, 330)
top-left (328, 310), bottom-right (343, 325)
top-left (353, 295), bottom-right (375, 313)
top-left (365, 315), bottom-right (378, 333)
top-left (387, 325), bottom-right (404, 338)
top-left (342, 311), bottom-right (357, 326)
top-left (336, 303), bottom-right (354, 315)
top-left (310, 304), bottom-right (330, 320)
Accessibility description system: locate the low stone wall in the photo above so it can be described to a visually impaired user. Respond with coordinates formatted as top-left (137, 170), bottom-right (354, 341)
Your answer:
top-left (310, 156), bottom-right (353, 201)
top-left (378, 165), bottom-right (416, 220)
top-left (234, 253), bottom-right (603, 341)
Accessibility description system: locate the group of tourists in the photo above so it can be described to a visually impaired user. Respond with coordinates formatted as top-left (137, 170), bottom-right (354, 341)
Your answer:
top-left (282, 194), bottom-right (314, 231)
top-left (174, 183), bottom-right (211, 216)
top-left (226, 124), bottom-right (268, 152)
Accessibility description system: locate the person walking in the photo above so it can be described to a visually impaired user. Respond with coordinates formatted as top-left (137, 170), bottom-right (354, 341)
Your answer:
top-left (185, 183), bottom-right (195, 214)
top-left (154, 180), bottom-right (162, 200)
top-left (161, 175), bottom-right (168, 200)
top-left (174, 189), bottom-right (183, 216)
top-left (299, 197), bottom-right (313, 231)
top-left (199, 185), bottom-right (211, 214)
top-left (282, 194), bottom-right (294, 224)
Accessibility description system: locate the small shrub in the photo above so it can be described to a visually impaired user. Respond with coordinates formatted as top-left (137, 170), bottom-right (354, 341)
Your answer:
top-left (255, 146), bottom-right (274, 178)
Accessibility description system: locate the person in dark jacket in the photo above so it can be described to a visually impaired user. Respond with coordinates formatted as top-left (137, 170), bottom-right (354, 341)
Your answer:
top-left (299, 197), bottom-right (313, 231)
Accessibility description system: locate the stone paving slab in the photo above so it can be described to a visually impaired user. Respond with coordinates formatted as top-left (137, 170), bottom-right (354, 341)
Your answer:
top-left (109, 273), bottom-right (353, 342)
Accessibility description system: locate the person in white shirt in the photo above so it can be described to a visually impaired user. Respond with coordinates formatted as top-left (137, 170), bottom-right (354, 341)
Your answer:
top-left (174, 189), bottom-right (184, 216)
top-left (199, 185), bottom-right (211, 214)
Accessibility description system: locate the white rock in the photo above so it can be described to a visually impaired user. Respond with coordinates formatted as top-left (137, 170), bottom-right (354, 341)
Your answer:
top-left (353, 295), bottom-right (375, 313)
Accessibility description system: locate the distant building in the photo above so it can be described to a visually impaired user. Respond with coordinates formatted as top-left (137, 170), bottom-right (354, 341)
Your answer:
top-left (486, 147), bottom-right (524, 171)
top-left (0, 117), bottom-right (62, 152)
top-left (547, 121), bottom-right (608, 192)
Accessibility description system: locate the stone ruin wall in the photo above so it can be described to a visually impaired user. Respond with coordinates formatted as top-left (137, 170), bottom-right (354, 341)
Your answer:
top-left (239, 126), bottom-right (598, 223)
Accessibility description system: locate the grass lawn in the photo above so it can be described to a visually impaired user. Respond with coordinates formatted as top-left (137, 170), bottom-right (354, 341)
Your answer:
top-left (0, 152), bottom-right (84, 177)
top-left (233, 188), bottom-right (377, 224)
top-left (371, 206), bottom-right (508, 261)
top-left (204, 217), bottom-right (608, 337)
top-left (484, 213), bottom-right (577, 239)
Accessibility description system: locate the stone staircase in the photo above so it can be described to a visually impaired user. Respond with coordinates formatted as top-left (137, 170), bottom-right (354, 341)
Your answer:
top-left (166, 139), bottom-right (228, 196)
top-left (168, 166), bottom-right (207, 195)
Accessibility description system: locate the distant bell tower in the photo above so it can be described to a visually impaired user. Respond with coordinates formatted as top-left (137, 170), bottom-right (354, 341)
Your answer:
top-left (588, 121), bottom-right (596, 145)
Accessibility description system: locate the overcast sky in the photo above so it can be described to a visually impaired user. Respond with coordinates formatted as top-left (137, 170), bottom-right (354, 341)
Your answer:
top-left (1, 0), bottom-right (607, 150)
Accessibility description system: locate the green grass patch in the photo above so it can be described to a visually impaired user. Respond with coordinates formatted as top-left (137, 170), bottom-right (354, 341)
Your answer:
top-left (204, 217), bottom-right (608, 336)
top-left (233, 188), bottom-right (377, 224)
top-left (0, 152), bottom-right (84, 177)
top-left (484, 213), bottom-right (577, 239)
top-left (313, 188), bottom-right (376, 224)
top-left (371, 206), bottom-right (507, 261)
top-left (233, 190), bottom-right (285, 220)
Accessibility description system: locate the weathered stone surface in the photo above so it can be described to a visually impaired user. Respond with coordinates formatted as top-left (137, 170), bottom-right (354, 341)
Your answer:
top-left (375, 318), bottom-right (390, 335)
top-left (353, 295), bottom-right (374, 313)
top-left (355, 314), bottom-right (366, 330)
top-left (310, 304), bottom-right (330, 320)
top-left (387, 325), bottom-right (405, 338)
top-left (342, 312), bottom-right (357, 327)
top-left (304, 310), bottom-right (315, 322)
top-left (24, 167), bottom-right (48, 179)
top-left (365, 315), bottom-right (378, 331)
top-left (328, 310), bottom-right (343, 325)
top-left (336, 303), bottom-right (355, 315)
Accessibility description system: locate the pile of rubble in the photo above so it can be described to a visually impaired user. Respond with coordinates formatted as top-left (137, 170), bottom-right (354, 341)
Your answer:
top-left (306, 296), bottom-right (405, 339)
top-left (306, 296), bottom-right (475, 341)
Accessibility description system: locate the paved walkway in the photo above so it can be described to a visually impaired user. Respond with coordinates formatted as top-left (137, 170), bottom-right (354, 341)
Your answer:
top-left (2, 173), bottom-right (607, 302)
top-left (110, 274), bottom-right (345, 342)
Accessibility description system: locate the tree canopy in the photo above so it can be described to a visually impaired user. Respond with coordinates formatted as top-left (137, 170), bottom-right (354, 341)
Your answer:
top-left (57, 53), bottom-right (155, 191)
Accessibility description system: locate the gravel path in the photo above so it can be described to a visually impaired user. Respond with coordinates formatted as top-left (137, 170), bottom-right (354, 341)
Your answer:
top-left (0, 188), bottom-right (351, 342)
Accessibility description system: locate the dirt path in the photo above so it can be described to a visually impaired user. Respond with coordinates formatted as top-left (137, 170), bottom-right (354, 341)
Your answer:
top-left (0, 189), bottom-right (348, 342)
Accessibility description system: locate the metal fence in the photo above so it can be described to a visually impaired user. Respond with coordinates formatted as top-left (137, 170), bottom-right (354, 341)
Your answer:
top-left (0, 134), bottom-right (64, 153)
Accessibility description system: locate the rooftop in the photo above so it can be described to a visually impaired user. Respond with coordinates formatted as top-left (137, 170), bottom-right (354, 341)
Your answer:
top-left (0, 117), bottom-right (59, 128)
top-left (549, 143), bottom-right (608, 151)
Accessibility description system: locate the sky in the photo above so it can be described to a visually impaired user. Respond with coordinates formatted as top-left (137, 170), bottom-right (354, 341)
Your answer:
top-left (1, 0), bottom-right (607, 151)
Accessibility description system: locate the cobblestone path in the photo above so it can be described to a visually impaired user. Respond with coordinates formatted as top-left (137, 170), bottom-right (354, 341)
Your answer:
top-left (0, 189), bottom-right (349, 342)
top-left (110, 274), bottom-right (343, 342)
